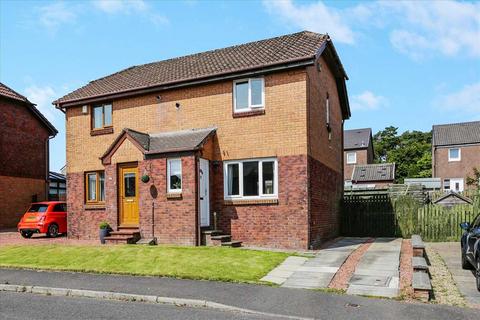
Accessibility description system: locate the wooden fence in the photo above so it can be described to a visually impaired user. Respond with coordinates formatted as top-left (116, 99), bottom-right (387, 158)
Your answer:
top-left (341, 193), bottom-right (480, 241)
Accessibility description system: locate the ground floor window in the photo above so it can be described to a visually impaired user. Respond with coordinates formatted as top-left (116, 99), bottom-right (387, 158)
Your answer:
top-left (224, 158), bottom-right (278, 199)
top-left (167, 158), bottom-right (182, 193)
top-left (85, 171), bottom-right (105, 203)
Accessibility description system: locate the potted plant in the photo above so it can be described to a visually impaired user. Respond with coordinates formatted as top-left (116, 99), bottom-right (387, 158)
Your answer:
top-left (99, 221), bottom-right (111, 244)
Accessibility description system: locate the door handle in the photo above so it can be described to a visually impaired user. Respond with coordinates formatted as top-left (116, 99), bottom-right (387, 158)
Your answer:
top-left (200, 197), bottom-right (204, 200)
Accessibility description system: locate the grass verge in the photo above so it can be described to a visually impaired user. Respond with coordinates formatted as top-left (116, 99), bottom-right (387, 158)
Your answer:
top-left (0, 244), bottom-right (291, 284)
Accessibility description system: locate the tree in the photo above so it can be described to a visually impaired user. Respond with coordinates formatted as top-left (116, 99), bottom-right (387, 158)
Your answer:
top-left (373, 127), bottom-right (432, 183)
top-left (466, 167), bottom-right (480, 189)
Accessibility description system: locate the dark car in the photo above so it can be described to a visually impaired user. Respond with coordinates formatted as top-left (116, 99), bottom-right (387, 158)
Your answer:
top-left (460, 214), bottom-right (480, 291)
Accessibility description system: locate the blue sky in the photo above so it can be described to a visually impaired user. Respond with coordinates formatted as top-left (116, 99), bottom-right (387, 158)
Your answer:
top-left (1, 0), bottom-right (479, 172)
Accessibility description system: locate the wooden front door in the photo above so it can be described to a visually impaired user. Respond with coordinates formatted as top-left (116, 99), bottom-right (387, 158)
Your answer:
top-left (119, 165), bottom-right (139, 226)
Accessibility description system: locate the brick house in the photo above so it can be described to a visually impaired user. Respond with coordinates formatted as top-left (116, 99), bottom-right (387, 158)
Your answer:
top-left (0, 83), bottom-right (57, 228)
top-left (432, 121), bottom-right (480, 192)
top-left (53, 31), bottom-right (351, 249)
top-left (343, 128), bottom-right (374, 181)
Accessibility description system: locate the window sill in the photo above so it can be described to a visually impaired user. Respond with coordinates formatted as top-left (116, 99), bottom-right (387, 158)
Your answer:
top-left (224, 198), bottom-right (278, 206)
top-left (91, 127), bottom-right (114, 136)
top-left (233, 109), bottom-right (265, 118)
top-left (84, 204), bottom-right (106, 210)
top-left (166, 192), bottom-right (182, 199)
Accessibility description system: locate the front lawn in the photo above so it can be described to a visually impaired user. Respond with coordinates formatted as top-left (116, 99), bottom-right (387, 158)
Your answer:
top-left (0, 245), bottom-right (291, 283)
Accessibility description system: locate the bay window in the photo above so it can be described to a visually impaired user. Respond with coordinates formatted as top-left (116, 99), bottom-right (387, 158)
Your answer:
top-left (224, 158), bottom-right (277, 199)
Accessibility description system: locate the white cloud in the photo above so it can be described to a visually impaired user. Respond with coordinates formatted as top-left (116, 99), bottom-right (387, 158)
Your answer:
top-left (437, 82), bottom-right (480, 113)
top-left (263, 0), bottom-right (355, 44)
top-left (92, 0), bottom-right (169, 25)
top-left (350, 91), bottom-right (387, 111)
top-left (92, 0), bottom-right (147, 14)
top-left (263, 0), bottom-right (480, 60)
top-left (384, 1), bottom-right (480, 59)
top-left (24, 85), bottom-right (59, 123)
top-left (37, 2), bottom-right (76, 31)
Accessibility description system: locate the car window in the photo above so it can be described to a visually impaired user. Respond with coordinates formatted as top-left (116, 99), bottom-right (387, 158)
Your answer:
top-left (28, 204), bottom-right (48, 212)
top-left (52, 204), bottom-right (66, 212)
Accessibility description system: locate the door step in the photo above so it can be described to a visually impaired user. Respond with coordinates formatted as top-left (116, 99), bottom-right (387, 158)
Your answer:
top-left (201, 229), bottom-right (242, 248)
top-left (105, 228), bottom-right (141, 244)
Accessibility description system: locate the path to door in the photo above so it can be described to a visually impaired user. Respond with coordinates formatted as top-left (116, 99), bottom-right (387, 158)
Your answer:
top-left (261, 238), bottom-right (365, 289)
top-left (429, 242), bottom-right (480, 308)
top-left (346, 238), bottom-right (402, 298)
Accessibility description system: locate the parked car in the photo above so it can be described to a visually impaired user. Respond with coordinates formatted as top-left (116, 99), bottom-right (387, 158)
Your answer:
top-left (460, 214), bottom-right (480, 291)
top-left (17, 201), bottom-right (67, 238)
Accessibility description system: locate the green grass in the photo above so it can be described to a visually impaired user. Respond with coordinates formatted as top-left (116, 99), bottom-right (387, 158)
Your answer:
top-left (0, 245), bottom-right (291, 283)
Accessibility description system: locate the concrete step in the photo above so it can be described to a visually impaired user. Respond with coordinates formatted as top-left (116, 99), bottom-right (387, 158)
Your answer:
top-left (211, 235), bottom-right (231, 242)
top-left (201, 229), bottom-right (223, 236)
top-left (412, 256), bottom-right (429, 272)
top-left (221, 240), bottom-right (242, 248)
top-left (110, 231), bottom-right (140, 236)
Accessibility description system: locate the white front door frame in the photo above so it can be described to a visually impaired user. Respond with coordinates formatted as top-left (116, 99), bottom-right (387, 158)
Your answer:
top-left (450, 178), bottom-right (464, 192)
top-left (199, 158), bottom-right (210, 227)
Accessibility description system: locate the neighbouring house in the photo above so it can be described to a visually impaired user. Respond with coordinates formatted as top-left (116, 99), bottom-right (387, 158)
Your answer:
top-left (343, 128), bottom-right (374, 181)
top-left (48, 172), bottom-right (66, 201)
top-left (53, 31), bottom-right (351, 249)
top-left (433, 192), bottom-right (473, 208)
top-left (0, 82), bottom-right (57, 228)
top-left (432, 121), bottom-right (480, 192)
top-left (346, 163), bottom-right (396, 190)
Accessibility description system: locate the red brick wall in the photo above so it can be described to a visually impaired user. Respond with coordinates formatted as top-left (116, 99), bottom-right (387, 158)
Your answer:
top-left (0, 176), bottom-right (46, 228)
top-left (213, 155), bottom-right (309, 249)
top-left (0, 98), bottom-right (50, 179)
top-left (138, 156), bottom-right (197, 245)
top-left (308, 156), bottom-right (343, 248)
top-left (0, 97), bottom-right (50, 228)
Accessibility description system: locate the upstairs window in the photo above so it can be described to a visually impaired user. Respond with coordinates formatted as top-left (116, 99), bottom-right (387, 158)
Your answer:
top-left (92, 103), bottom-right (112, 129)
top-left (167, 159), bottom-right (182, 193)
top-left (85, 171), bottom-right (105, 203)
top-left (233, 78), bottom-right (264, 113)
top-left (448, 148), bottom-right (461, 161)
top-left (346, 152), bottom-right (357, 164)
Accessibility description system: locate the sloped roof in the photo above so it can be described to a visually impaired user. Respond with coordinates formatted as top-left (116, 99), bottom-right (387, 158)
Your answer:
top-left (344, 128), bottom-right (372, 150)
top-left (432, 121), bottom-right (480, 146)
top-left (102, 127), bottom-right (216, 164)
top-left (53, 31), bottom-right (350, 119)
top-left (0, 82), bottom-right (58, 136)
top-left (433, 192), bottom-right (473, 205)
top-left (352, 163), bottom-right (395, 182)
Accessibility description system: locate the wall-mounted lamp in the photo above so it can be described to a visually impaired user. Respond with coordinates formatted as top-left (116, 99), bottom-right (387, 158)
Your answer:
top-left (212, 161), bottom-right (220, 170)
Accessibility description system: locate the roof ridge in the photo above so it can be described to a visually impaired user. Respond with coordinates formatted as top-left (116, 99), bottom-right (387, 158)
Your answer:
top-left (433, 120), bottom-right (480, 128)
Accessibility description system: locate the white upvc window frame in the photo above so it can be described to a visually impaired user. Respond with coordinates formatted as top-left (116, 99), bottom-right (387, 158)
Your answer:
top-left (448, 148), bottom-right (461, 162)
top-left (233, 78), bottom-right (265, 113)
top-left (167, 158), bottom-right (182, 193)
top-left (346, 152), bottom-right (357, 164)
top-left (223, 158), bottom-right (278, 200)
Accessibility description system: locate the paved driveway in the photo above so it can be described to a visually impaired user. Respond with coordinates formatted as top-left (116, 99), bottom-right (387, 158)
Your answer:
top-left (0, 229), bottom-right (97, 246)
top-left (429, 242), bottom-right (480, 307)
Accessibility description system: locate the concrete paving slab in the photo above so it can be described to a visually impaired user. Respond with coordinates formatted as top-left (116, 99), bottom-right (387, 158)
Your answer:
top-left (347, 284), bottom-right (399, 298)
top-left (259, 275), bottom-right (286, 285)
top-left (354, 268), bottom-right (399, 277)
top-left (349, 275), bottom-right (392, 287)
top-left (282, 256), bottom-right (309, 265)
top-left (297, 266), bottom-right (338, 273)
top-left (266, 270), bottom-right (294, 278)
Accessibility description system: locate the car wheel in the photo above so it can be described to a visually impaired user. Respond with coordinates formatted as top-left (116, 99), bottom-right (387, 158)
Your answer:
top-left (462, 249), bottom-right (473, 270)
top-left (46, 224), bottom-right (59, 238)
top-left (20, 231), bottom-right (33, 239)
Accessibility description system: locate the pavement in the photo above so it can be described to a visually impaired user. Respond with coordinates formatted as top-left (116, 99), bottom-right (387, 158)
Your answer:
top-left (0, 268), bottom-right (477, 320)
top-left (0, 229), bottom-right (97, 246)
top-left (347, 238), bottom-right (402, 298)
top-left (429, 242), bottom-right (480, 307)
top-left (261, 238), bottom-right (365, 289)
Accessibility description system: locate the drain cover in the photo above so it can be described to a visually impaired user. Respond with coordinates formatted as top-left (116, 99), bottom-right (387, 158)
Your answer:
top-left (345, 303), bottom-right (360, 308)
top-left (349, 275), bottom-right (391, 287)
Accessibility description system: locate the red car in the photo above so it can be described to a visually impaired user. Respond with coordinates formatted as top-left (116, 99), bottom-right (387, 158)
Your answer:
top-left (17, 201), bottom-right (67, 238)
